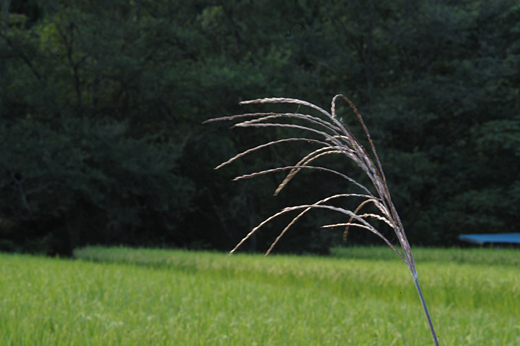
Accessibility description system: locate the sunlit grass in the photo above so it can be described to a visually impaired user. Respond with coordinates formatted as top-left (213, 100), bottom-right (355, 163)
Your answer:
top-left (0, 247), bottom-right (519, 345)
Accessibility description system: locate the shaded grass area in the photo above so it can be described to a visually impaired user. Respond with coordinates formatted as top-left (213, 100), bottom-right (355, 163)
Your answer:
top-left (331, 245), bottom-right (520, 266)
top-left (0, 247), bottom-right (519, 345)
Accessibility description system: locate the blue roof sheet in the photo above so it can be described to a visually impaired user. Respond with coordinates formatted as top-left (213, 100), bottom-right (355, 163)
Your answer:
top-left (458, 233), bottom-right (520, 245)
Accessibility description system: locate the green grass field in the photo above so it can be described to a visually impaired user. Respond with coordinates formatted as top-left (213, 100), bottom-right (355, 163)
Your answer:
top-left (1, 246), bottom-right (519, 345)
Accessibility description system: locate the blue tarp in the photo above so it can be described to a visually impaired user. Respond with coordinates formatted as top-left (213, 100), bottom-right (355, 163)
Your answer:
top-left (458, 233), bottom-right (520, 245)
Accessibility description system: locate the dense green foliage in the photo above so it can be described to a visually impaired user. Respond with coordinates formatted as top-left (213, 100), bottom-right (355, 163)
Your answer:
top-left (1, 247), bottom-right (519, 345)
top-left (1, 0), bottom-right (519, 254)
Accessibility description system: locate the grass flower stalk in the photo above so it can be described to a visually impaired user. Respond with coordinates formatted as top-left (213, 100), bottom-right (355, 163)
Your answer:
top-left (205, 95), bottom-right (439, 345)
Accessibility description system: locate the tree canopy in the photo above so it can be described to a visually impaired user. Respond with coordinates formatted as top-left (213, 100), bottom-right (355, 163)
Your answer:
top-left (1, 0), bottom-right (519, 255)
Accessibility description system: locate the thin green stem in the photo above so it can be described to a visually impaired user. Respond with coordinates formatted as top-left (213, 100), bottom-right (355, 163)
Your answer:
top-left (413, 276), bottom-right (439, 346)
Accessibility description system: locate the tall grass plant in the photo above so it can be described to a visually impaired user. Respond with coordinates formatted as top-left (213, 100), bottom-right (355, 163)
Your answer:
top-left (206, 95), bottom-right (440, 344)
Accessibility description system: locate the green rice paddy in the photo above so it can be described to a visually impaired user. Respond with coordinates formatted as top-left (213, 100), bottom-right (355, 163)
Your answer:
top-left (1, 246), bottom-right (519, 345)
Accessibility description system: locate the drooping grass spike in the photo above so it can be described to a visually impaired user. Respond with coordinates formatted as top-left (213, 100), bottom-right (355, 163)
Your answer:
top-left (205, 95), bottom-right (439, 345)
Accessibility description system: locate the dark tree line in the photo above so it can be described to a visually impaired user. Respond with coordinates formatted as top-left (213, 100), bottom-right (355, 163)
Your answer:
top-left (0, 0), bottom-right (519, 255)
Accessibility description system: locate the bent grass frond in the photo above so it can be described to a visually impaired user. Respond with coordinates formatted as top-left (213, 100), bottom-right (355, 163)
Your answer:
top-left (205, 95), bottom-right (440, 346)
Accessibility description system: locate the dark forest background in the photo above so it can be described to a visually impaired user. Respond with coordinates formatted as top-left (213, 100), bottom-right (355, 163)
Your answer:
top-left (1, 0), bottom-right (519, 256)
